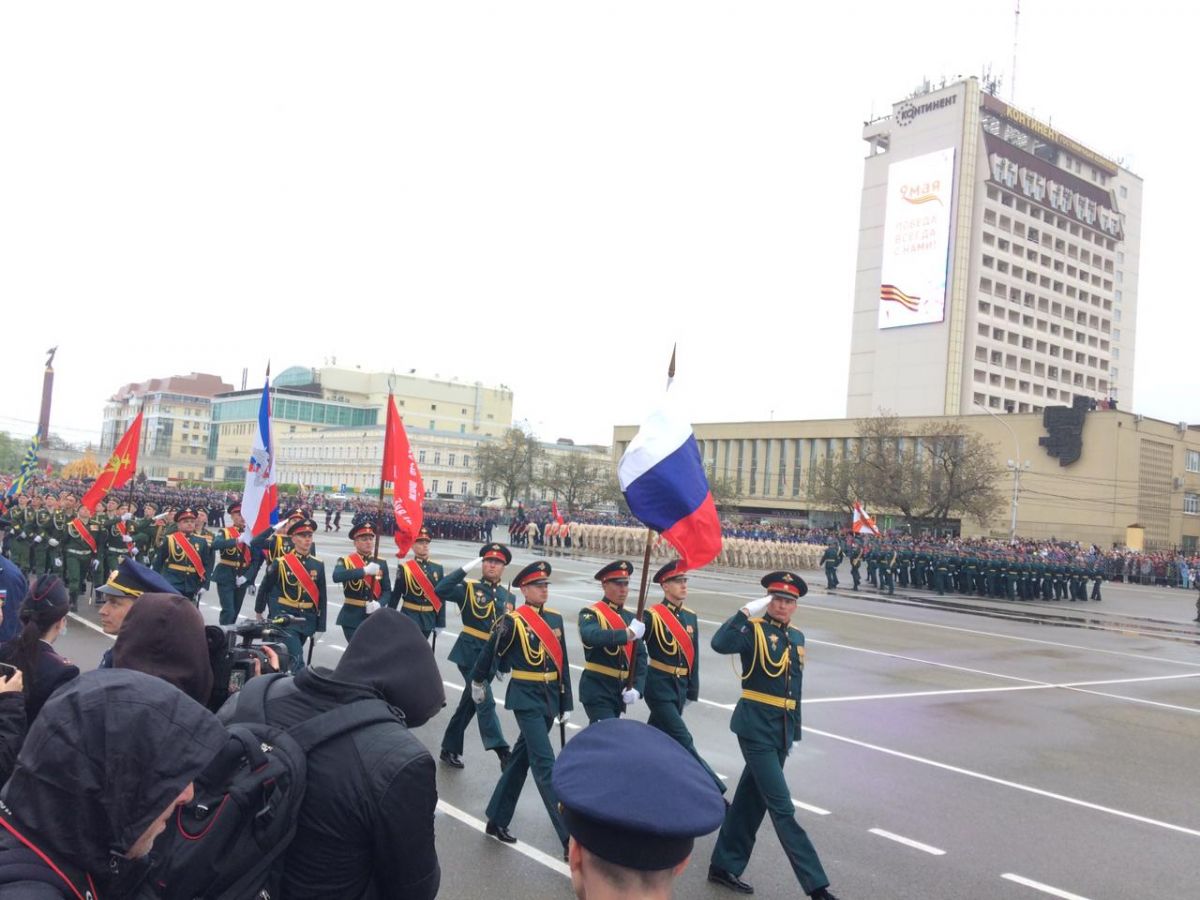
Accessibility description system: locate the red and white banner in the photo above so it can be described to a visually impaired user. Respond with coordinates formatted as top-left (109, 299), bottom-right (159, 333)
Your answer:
top-left (382, 395), bottom-right (424, 556)
top-left (852, 501), bottom-right (881, 536)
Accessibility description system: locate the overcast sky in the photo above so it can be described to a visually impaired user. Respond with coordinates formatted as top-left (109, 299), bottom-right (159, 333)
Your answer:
top-left (2, 2), bottom-right (1195, 449)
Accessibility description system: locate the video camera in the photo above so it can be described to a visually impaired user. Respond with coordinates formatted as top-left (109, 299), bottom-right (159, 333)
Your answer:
top-left (204, 615), bottom-right (303, 712)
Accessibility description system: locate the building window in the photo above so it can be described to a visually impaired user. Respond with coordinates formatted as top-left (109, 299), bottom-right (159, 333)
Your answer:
top-left (431, 480), bottom-right (439, 493)
top-left (431, 404), bottom-right (437, 411)
top-left (448, 453), bottom-right (456, 467)
top-left (418, 450), bottom-right (426, 463)
top-left (1186, 493), bottom-right (1200, 516)
top-left (1187, 450), bottom-right (1200, 474)
top-left (434, 452), bottom-right (441, 465)
top-left (463, 455), bottom-right (470, 468)
top-left (460, 481), bottom-right (468, 495)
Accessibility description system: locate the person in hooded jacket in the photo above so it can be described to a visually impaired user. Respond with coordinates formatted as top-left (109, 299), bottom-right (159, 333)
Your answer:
top-left (112, 592), bottom-right (214, 706)
top-left (0, 577), bottom-right (78, 724)
top-left (0, 668), bottom-right (227, 899)
top-left (217, 608), bottom-right (444, 900)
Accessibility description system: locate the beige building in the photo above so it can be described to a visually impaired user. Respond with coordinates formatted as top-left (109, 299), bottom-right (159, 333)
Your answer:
top-left (848, 77), bottom-right (1142, 419)
top-left (613, 409), bottom-right (1200, 551)
top-left (101, 373), bottom-right (233, 483)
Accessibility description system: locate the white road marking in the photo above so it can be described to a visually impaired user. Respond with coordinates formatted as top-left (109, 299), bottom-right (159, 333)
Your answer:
top-left (68, 613), bottom-right (113, 638)
top-left (1001, 873), bottom-right (1092, 899)
top-left (792, 799), bottom-right (831, 816)
top-left (868, 827), bottom-right (945, 855)
top-left (435, 800), bottom-right (569, 878)
top-left (804, 726), bottom-right (1200, 839)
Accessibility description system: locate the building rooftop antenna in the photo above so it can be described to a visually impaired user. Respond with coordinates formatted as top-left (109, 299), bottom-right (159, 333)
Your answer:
top-left (1012, 0), bottom-right (1020, 105)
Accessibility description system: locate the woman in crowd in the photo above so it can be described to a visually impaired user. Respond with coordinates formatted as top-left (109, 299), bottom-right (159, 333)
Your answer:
top-left (0, 575), bottom-right (79, 722)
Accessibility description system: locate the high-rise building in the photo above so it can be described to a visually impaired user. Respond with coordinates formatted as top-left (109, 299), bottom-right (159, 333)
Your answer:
top-left (846, 77), bottom-right (1142, 418)
top-left (101, 373), bottom-right (234, 483)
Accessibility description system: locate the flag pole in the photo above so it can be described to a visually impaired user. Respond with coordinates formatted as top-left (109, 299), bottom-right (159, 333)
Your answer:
top-left (374, 389), bottom-right (392, 563)
top-left (624, 346), bottom-right (677, 692)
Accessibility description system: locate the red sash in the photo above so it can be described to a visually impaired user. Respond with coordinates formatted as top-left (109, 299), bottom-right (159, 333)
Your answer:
top-left (282, 553), bottom-right (321, 610)
top-left (116, 521), bottom-right (130, 543)
top-left (592, 601), bottom-right (634, 668)
top-left (404, 559), bottom-right (442, 613)
top-left (650, 603), bottom-right (694, 670)
top-left (346, 553), bottom-right (382, 600)
top-left (516, 606), bottom-right (563, 674)
top-left (170, 533), bottom-right (206, 580)
top-left (226, 527), bottom-right (251, 566)
top-left (70, 519), bottom-right (97, 554)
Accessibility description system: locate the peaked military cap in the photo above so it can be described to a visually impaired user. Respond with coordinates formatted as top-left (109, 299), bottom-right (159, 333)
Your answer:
top-left (174, 508), bottom-right (197, 523)
top-left (479, 542), bottom-right (512, 565)
top-left (552, 719), bottom-right (726, 871)
top-left (761, 570), bottom-right (807, 599)
top-left (97, 557), bottom-right (180, 598)
top-left (652, 559), bottom-right (687, 584)
top-left (513, 560), bottom-right (551, 588)
top-left (287, 517), bottom-right (318, 536)
top-left (227, 501), bottom-right (242, 514)
top-left (594, 560), bottom-right (633, 583)
top-left (349, 522), bottom-right (375, 540)
top-left (414, 526), bottom-right (432, 542)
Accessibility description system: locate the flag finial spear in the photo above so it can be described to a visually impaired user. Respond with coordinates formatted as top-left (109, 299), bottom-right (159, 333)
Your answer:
top-left (668, 344), bottom-right (676, 379)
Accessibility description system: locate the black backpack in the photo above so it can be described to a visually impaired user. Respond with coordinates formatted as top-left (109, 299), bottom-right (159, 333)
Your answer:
top-left (148, 674), bottom-right (402, 900)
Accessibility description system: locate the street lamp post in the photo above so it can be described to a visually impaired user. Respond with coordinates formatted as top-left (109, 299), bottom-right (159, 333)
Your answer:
top-left (974, 401), bottom-right (1029, 542)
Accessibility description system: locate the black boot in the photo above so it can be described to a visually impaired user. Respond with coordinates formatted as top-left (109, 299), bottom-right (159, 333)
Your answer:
top-left (810, 889), bottom-right (840, 900)
top-left (485, 821), bottom-right (516, 843)
top-left (494, 746), bottom-right (511, 770)
top-left (439, 749), bottom-right (464, 769)
top-left (708, 866), bottom-right (754, 894)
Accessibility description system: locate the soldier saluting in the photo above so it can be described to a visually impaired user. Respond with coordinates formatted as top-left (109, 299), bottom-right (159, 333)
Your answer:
top-left (257, 516), bottom-right (326, 672)
top-left (209, 501), bottom-right (255, 625)
top-left (152, 508), bottom-right (210, 605)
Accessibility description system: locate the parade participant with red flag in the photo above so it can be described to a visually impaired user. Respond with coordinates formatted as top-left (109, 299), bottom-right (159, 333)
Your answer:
top-left (80, 412), bottom-right (142, 514)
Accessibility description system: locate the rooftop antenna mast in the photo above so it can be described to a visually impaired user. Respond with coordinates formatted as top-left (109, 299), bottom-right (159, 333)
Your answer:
top-left (1011, 0), bottom-right (1020, 105)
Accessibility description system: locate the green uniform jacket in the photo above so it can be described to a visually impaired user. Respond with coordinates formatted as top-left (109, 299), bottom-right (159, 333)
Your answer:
top-left (210, 527), bottom-right (254, 576)
top-left (257, 550), bottom-right (328, 632)
top-left (471, 604), bottom-right (574, 716)
top-left (578, 600), bottom-right (647, 707)
top-left (333, 555), bottom-right (392, 630)
top-left (152, 532), bottom-right (212, 595)
top-left (436, 568), bottom-right (514, 670)
top-left (643, 600), bottom-right (701, 704)
top-left (712, 610), bottom-right (805, 750)
top-left (391, 558), bottom-right (447, 632)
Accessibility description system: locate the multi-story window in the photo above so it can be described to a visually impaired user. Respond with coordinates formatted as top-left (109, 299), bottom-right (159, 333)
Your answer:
top-left (1186, 450), bottom-right (1200, 474)
top-left (1185, 493), bottom-right (1200, 516)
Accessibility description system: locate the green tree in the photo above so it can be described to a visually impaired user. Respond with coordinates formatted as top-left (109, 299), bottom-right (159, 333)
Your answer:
top-left (540, 454), bottom-right (611, 514)
top-left (0, 432), bottom-right (28, 473)
top-left (476, 427), bottom-right (544, 508)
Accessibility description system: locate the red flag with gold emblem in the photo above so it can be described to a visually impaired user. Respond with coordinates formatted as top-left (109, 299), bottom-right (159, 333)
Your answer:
top-left (382, 396), bottom-right (424, 556)
top-left (81, 411), bottom-right (143, 513)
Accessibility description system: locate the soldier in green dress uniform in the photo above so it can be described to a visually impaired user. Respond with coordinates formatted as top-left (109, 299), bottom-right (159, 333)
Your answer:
top-left (707, 571), bottom-right (839, 900)
top-left (152, 508), bottom-right (211, 604)
top-left (101, 501), bottom-right (138, 580)
top-left (136, 502), bottom-right (168, 564)
top-left (61, 506), bottom-right (102, 610)
top-left (7, 497), bottom-right (32, 572)
top-left (819, 543), bottom-right (841, 590)
top-left (470, 560), bottom-right (573, 855)
top-left (256, 516), bottom-right (326, 672)
top-left (643, 560), bottom-right (725, 796)
top-left (392, 526), bottom-right (446, 641)
top-left (333, 522), bottom-right (392, 642)
top-left (29, 496), bottom-right (55, 574)
top-left (847, 543), bottom-right (863, 590)
top-left (577, 560), bottom-right (647, 724)
top-left (437, 542), bottom-right (513, 771)
top-left (209, 502), bottom-right (255, 625)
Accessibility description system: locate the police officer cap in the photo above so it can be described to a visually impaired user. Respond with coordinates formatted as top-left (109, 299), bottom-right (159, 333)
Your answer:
top-left (174, 508), bottom-right (198, 523)
top-left (287, 517), bottom-right (318, 536)
top-left (479, 542), bottom-right (512, 565)
top-left (513, 560), bottom-right (551, 588)
top-left (594, 560), bottom-right (633, 583)
top-left (552, 719), bottom-right (725, 871)
top-left (349, 522), bottom-right (375, 540)
top-left (97, 557), bottom-right (180, 598)
top-left (652, 560), bottom-right (687, 584)
top-left (761, 570), bottom-right (807, 599)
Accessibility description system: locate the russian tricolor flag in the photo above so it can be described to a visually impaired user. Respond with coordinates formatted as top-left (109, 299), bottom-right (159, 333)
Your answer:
top-left (618, 379), bottom-right (722, 570)
top-left (241, 378), bottom-right (280, 533)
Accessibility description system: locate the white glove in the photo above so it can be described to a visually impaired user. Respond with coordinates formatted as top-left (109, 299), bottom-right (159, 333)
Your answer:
top-left (33, 535), bottom-right (42, 544)
top-left (122, 534), bottom-right (134, 544)
top-left (555, 711), bottom-right (571, 726)
top-left (247, 584), bottom-right (257, 596)
top-left (256, 610), bottom-right (265, 622)
top-left (196, 589), bottom-right (206, 600)
top-left (471, 681), bottom-right (487, 704)
top-left (627, 619), bottom-right (646, 640)
top-left (362, 562), bottom-right (381, 576)
top-left (742, 596), bottom-right (772, 618)
top-left (433, 627), bottom-right (444, 635)
top-left (273, 519), bottom-right (289, 533)
top-left (48, 538), bottom-right (60, 548)
top-left (154, 512), bottom-right (168, 521)
top-left (121, 512), bottom-right (133, 522)
top-left (90, 558), bottom-right (100, 571)
top-left (236, 532), bottom-right (250, 545)
top-left (365, 599), bottom-right (381, 615)
top-left (236, 576), bottom-right (247, 587)
top-left (463, 557), bottom-right (484, 574)
top-left (621, 688), bottom-right (640, 706)
top-left (53, 557), bottom-right (62, 568)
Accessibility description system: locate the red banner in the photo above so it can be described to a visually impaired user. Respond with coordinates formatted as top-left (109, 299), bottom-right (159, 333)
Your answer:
top-left (81, 411), bottom-right (143, 513)
top-left (551, 500), bottom-right (564, 525)
top-left (382, 395), bottom-right (424, 556)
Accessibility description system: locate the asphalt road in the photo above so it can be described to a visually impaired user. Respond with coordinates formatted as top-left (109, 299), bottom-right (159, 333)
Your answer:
top-left (59, 534), bottom-right (1200, 900)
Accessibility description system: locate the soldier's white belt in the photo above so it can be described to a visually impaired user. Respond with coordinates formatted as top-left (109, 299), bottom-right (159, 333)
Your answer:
top-left (648, 659), bottom-right (689, 677)
top-left (741, 689), bottom-right (797, 710)
top-left (66, 548), bottom-right (91, 556)
top-left (512, 670), bottom-right (558, 683)
top-left (583, 661), bottom-right (626, 680)
top-left (402, 601), bottom-right (435, 613)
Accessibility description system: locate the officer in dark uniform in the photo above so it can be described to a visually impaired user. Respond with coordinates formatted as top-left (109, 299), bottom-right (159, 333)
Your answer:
top-left (577, 560), bottom-right (647, 724)
top-left (152, 508), bottom-right (210, 604)
top-left (707, 572), bottom-right (839, 900)
top-left (437, 542), bottom-right (514, 771)
top-left (209, 502), bottom-right (255, 625)
top-left (470, 560), bottom-right (573, 855)
top-left (847, 542), bottom-right (863, 590)
top-left (257, 516), bottom-right (326, 672)
top-left (819, 543), bottom-right (841, 590)
top-left (553, 718), bottom-right (726, 895)
top-left (333, 522), bottom-right (392, 642)
top-left (392, 526), bottom-right (446, 641)
top-left (880, 545), bottom-right (897, 594)
top-left (643, 560), bottom-right (725, 796)
top-left (7, 498), bottom-right (32, 572)
top-left (61, 506), bottom-right (102, 610)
